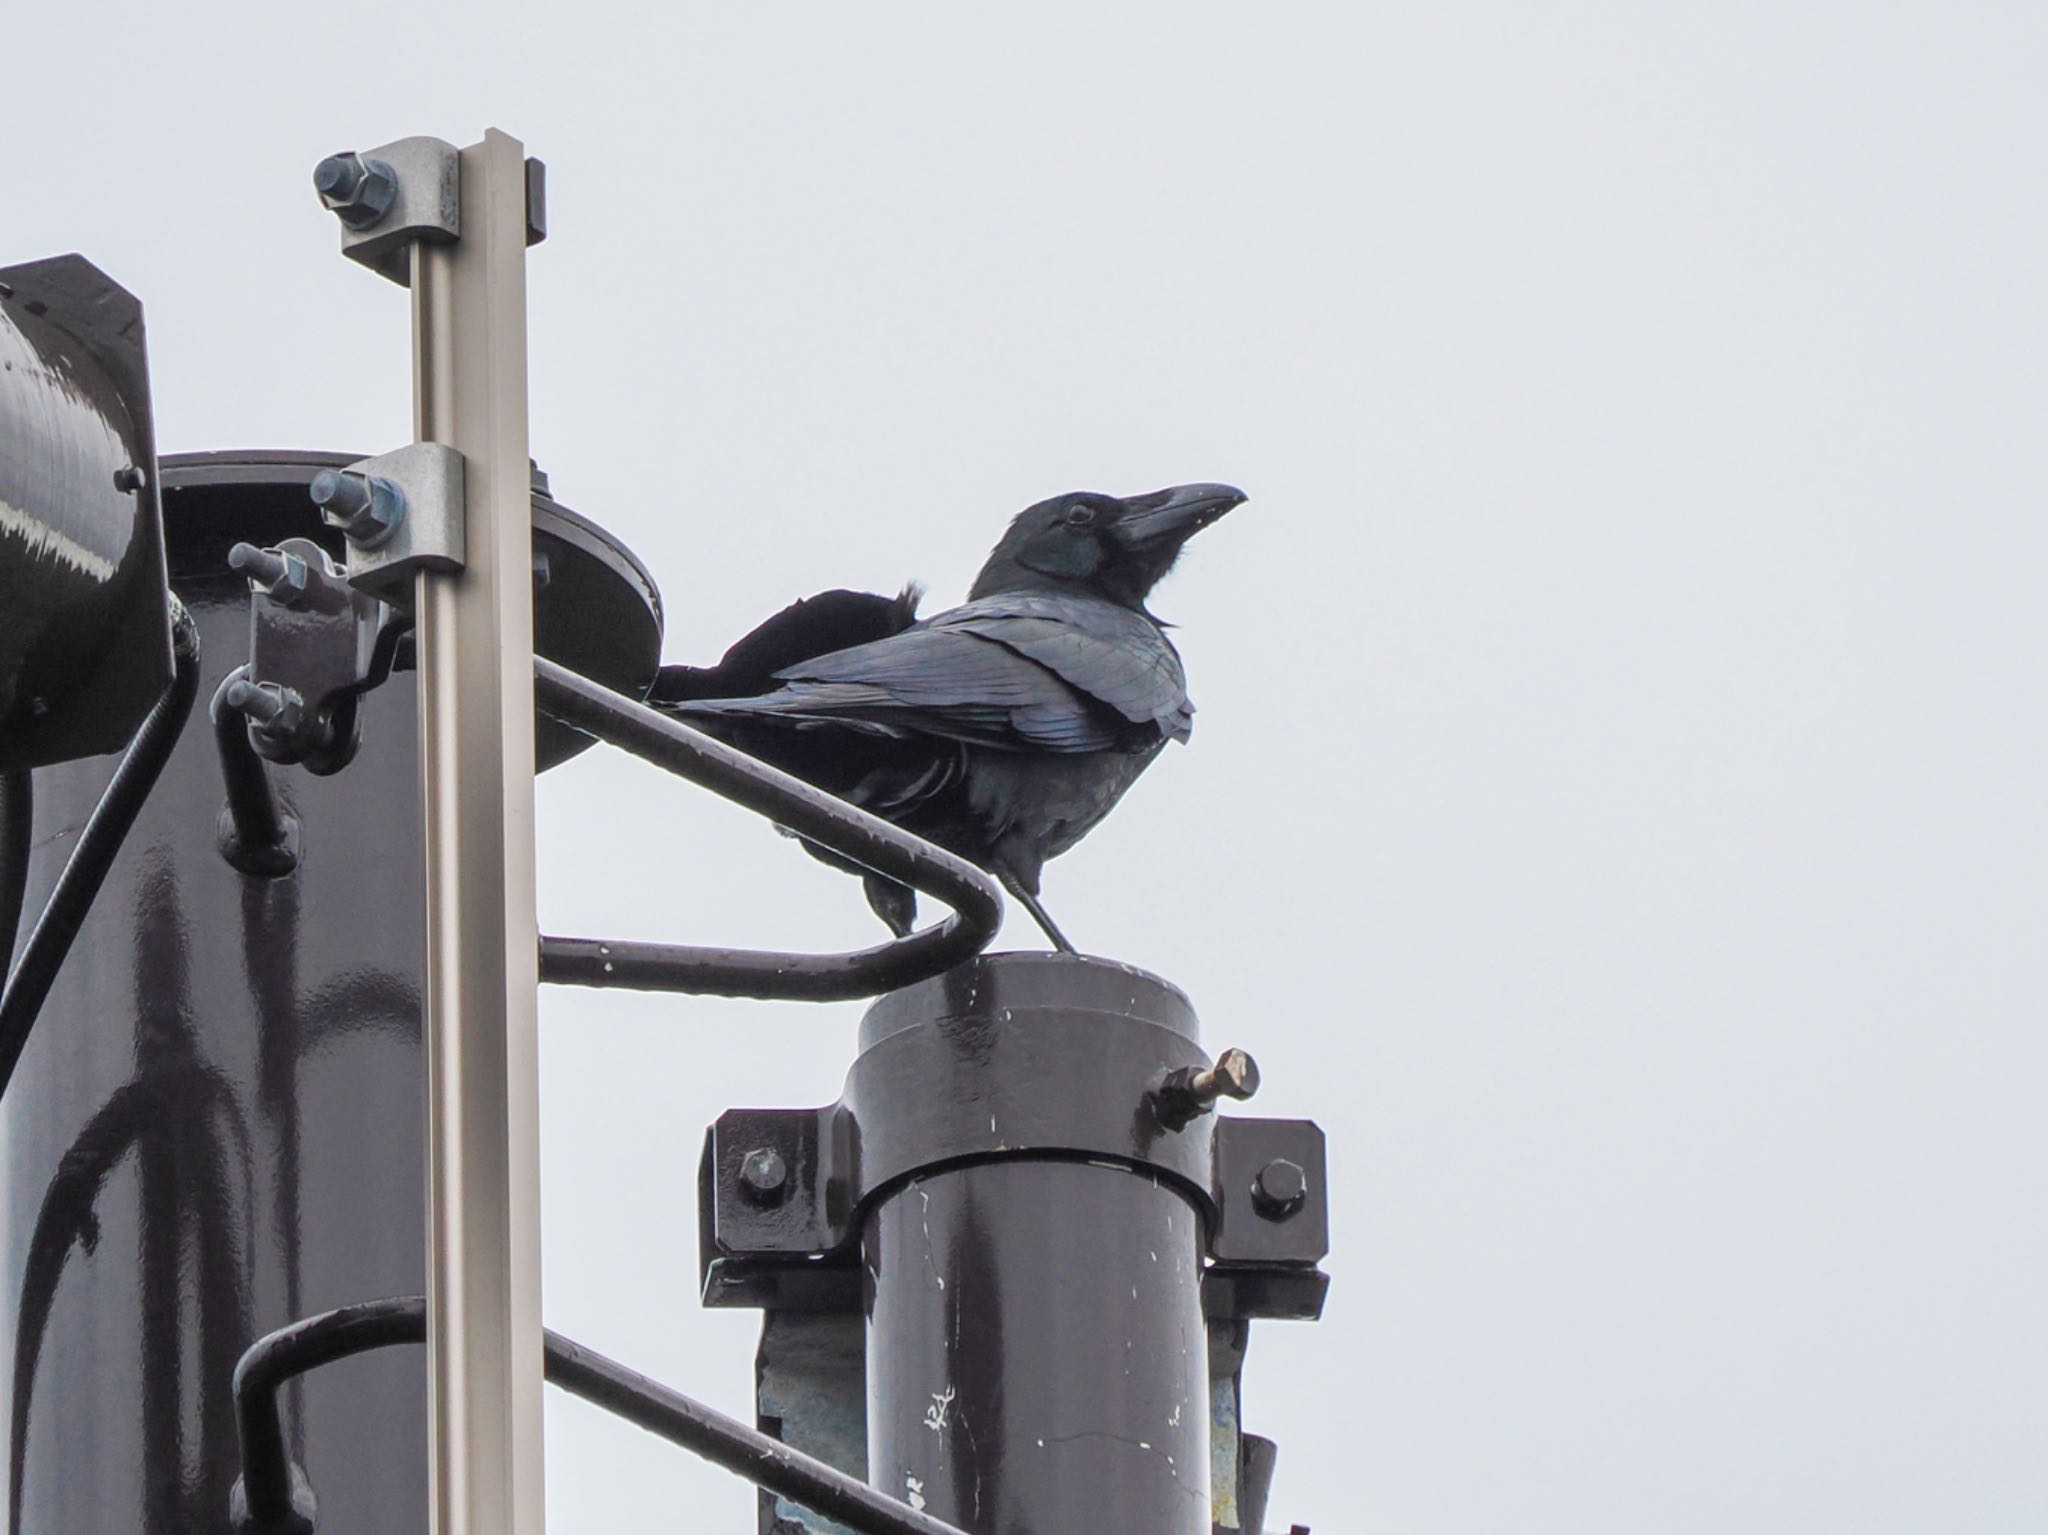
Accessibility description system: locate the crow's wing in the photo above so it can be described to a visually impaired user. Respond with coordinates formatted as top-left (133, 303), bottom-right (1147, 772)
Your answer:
top-left (675, 595), bottom-right (1186, 753)
top-left (923, 594), bottom-right (1193, 743)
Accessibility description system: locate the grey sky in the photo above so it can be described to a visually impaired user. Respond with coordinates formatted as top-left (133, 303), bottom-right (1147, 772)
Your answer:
top-left (10, 2), bottom-right (2046, 1529)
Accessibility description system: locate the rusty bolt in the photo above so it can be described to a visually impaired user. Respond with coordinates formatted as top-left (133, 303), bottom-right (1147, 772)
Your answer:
top-left (313, 152), bottom-right (398, 230)
top-left (1250, 1158), bottom-right (1308, 1220)
top-left (1153, 1046), bottom-right (1262, 1130)
top-left (739, 1147), bottom-right (789, 1204)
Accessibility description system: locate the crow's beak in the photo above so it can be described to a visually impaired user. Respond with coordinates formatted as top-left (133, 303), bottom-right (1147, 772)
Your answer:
top-left (1113, 483), bottom-right (1248, 550)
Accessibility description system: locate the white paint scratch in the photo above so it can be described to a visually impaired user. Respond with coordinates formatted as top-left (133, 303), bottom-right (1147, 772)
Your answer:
top-left (924, 1384), bottom-right (956, 1432)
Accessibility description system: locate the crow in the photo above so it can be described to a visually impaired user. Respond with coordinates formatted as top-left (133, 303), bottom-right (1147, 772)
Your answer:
top-left (649, 483), bottom-right (1244, 952)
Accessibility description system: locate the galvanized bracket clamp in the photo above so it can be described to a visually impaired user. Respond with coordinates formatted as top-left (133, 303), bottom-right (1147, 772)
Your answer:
top-left (696, 958), bottom-right (1329, 1321)
top-left (317, 441), bottom-right (466, 603)
top-left (317, 136), bottom-right (460, 286)
top-left (316, 136), bottom-right (547, 287)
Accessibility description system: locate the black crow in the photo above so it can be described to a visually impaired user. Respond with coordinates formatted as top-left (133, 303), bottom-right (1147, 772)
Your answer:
top-left (650, 483), bottom-right (1244, 951)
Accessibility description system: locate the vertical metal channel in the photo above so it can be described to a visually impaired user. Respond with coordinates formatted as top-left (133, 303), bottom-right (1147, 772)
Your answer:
top-left (410, 129), bottom-right (546, 1535)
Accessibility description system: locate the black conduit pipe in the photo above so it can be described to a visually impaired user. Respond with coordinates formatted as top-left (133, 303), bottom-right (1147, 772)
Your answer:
top-left (210, 665), bottom-right (299, 877)
top-left (533, 657), bottom-right (1003, 1001)
top-left (0, 601), bottom-right (201, 1098)
top-left (229, 1298), bottom-right (974, 1535)
top-left (0, 767), bottom-right (29, 975)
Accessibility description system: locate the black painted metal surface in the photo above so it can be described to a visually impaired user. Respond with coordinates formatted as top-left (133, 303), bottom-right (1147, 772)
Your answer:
top-left (865, 1159), bottom-right (1212, 1535)
top-left (0, 256), bottom-right (171, 770)
top-left (0, 458), bottom-right (662, 1532)
top-left (0, 556), bottom-right (429, 1534)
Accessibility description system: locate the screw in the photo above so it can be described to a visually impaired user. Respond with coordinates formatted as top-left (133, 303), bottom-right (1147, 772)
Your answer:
top-left (309, 469), bottom-right (406, 548)
top-left (1251, 1158), bottom-right (1308, 1220)
top-left (739, 1147), bottom-right (789, 1204)
top-left (229, 542), bottom-right (312, 607)
top-left (225, 679), bottom-right (306, 744)
top-left (313, 152), bottom-right (399, 230)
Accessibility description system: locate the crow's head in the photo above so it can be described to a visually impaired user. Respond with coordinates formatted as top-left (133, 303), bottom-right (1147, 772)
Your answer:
top-left (970, 483), bottom-right (1246, 608)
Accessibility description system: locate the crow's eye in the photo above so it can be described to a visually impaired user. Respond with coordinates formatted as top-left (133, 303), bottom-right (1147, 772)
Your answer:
top-left (1063, 504), bottom-right (1097, 529)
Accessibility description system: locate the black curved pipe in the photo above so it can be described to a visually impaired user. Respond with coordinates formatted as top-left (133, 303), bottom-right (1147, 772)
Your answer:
top-left (230, 1298), bottom-right (973, 1535)
top-left (0, 601), bottom-right (201, 1097)
top-left (0, 768), bottom-right (28, 974)
top-left (210, 665), bottom-right (299, 877)
top-left (533, 657), bottom-right (1003, 1001)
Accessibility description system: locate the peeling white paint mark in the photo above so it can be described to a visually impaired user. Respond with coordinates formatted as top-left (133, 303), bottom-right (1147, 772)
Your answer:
top-left (1168, 1403), bottom-right (1181, 1427)
top-left (924, 1384), bottom-right (956, 1432)
top-left (0, 498), bottom-right (119, 581)
top-left (1139, 1441), bottom-right (1151, 1451)
top-left (1036, 1438), bottom-right (1045, 1447)
top-left (906, 1475), bottom-right (926, 1511)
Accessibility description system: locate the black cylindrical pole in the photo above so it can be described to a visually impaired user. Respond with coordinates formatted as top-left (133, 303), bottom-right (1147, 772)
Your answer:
top-left (852, 957), bottom-right (1214, 1535)
top-left (865, 1159), bottom-right (1210, 1533)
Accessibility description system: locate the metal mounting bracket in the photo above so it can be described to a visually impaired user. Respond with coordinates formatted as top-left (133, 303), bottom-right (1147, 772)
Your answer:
top-left (330, 442), bottom-right (466, 602)
top-left (322, 136), bottom-right (461, 286)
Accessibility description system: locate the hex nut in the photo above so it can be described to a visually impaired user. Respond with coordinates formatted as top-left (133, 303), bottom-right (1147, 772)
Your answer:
top-left (309, 469), bottom-right (406, 549)
top-left (1251, 1157), bottom-right (1308, 1220)
top-left (313, 152), bottom-right (398, 231)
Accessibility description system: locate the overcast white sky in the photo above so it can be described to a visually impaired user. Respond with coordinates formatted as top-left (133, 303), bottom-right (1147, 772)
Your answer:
top-left (11, 2), bottom-right (2048, 1530)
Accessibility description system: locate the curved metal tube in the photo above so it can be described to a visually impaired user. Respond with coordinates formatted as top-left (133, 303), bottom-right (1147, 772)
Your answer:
top-left (230, 1297), bottom-right (973, 1535)
top-left (533, 657), bottom-right (1003, 1001)
top-left (0, 601), bottom-right (200, 1098)
top-left (210, 665), bottom-right (299, 877)
top-left (0, 768), bottom-right (28, 974)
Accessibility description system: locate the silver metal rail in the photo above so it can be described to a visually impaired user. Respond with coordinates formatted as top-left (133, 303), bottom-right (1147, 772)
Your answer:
top-left (410, 131), bottom-right (545, 1535)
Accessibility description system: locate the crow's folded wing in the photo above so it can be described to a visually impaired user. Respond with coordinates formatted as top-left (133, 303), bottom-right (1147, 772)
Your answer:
top-left (674, 596), bottom-right (1188, 753)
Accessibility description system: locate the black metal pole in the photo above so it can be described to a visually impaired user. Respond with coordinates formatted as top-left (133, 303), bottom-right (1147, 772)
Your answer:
top-left (865, 1159), bottom-right (1211, 1533)
top-left (852, 961), bottom-right (1215, 1535)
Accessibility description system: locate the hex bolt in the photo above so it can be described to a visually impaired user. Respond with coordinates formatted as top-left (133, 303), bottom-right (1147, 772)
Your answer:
top-left (739, 1147), bottom-right (789, 1205)
top-left (1153, 1046), bottom-right (1261, 1130)
top-left (1250, 1157), bottom-right (1308, 1220)
top-left (1186, 1047), bottom-right (1261, 1107)
top-left (309, 469), bottom-right (406, 549)
top-left (228, 542), bottom-right (312, 607)
top-left (225, 679), bottom-right (306, 744)
top-left (312, 152), bottom-right (399, 230)
top-left (112, 465), bottom-right (147, 494)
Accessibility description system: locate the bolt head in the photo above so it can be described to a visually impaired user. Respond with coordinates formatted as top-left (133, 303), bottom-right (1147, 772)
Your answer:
top-left (739, 1147), bottom-right (789, 1204)
top-left (1211, 1047), bottom-right (1261, 1101)
top-left (1251, 1157), bottom-right (1308, 1220)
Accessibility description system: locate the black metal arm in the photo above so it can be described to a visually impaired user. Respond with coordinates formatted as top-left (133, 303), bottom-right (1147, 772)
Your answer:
top-left (229, 1297), bottom-right (973, 1535)
top-left (0, 767), bottom-right (28, 973)
top-left (211, 665), bottom-right (301, 876)
top-left (533, 657), bottom-right (1004, 1001)
top-left (0, 601), bottom-right (201, 1099)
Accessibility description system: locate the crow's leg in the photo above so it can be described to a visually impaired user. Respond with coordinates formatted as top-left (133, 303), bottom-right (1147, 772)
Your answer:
top-left (863, 874), bottom-right (917, 938)
top-left (998, 872), bottom-right (1076, 954)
